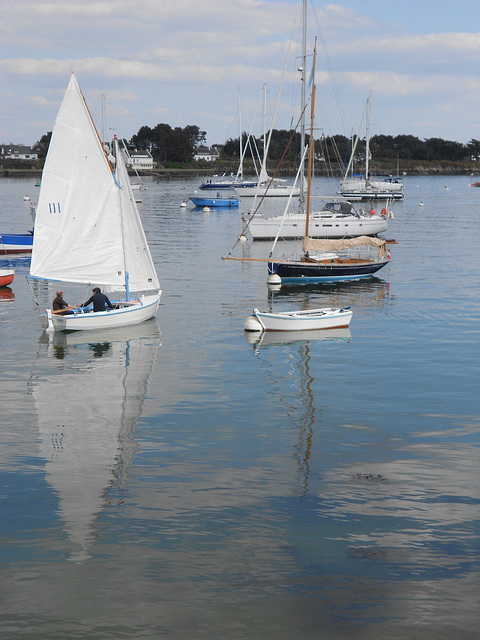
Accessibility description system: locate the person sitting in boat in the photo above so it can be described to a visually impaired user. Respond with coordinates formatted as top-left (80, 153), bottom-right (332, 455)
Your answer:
top-left (80, 287), bottom-right (114, 312)
top-left (52, 290), bottom-right (77, 315)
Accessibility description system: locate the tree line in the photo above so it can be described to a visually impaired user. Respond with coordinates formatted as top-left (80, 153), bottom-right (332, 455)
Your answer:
top-left (12, 125), bottom-right (480, 170)
top-left (129, 125), bottom-right (480, 168)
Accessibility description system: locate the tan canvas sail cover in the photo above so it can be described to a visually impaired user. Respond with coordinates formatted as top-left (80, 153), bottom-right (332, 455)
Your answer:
top-left (30, 74), bottom-right (160, 293)
top-left (303, 235), bottom-right (386, 257)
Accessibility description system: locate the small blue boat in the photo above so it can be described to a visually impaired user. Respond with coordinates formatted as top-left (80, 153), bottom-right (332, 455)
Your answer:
top-left (0, 231), bottom-right (34, 254)
top-left (190, 196), bottom-right (238, 208)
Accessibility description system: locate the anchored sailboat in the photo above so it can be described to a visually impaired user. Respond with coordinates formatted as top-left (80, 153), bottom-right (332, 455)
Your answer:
top-left (339, 92), bottom-right (405, 201)
top-left (29, 74), bottom-right (161, 331)
top-left (266, 39), bottom-right (392, 284)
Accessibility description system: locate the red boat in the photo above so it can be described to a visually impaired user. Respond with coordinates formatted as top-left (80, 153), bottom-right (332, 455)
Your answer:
top-left (0, 268), bottom-right (15, 287)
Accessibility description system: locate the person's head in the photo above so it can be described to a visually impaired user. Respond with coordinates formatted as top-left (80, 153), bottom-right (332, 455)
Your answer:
top-left (57, 290), bottom-right (63, 297)
top-left (92, 287), bottom-right (101, 294)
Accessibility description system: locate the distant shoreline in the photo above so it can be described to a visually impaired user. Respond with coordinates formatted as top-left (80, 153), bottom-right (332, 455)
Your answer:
top-left (2, 164), bottom-right (480, 179)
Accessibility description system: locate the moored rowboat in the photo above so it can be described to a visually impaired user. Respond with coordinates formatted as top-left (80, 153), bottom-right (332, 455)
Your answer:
top-left (244, 306), bottom-right (353, 332)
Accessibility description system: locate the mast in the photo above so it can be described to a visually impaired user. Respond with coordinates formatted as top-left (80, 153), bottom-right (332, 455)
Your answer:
top-left (238, 87), bottom-right (243, 182)
top-left (365, 90), bottom-right (371, 187)
top-left (305, 38), bottom-right (317, 240)
top-left (263, 82), bottom-right (267, 174)
top-left (114, 136), bottom-right (129, 298)
top-left (299, 0), bottom-right (307, 212)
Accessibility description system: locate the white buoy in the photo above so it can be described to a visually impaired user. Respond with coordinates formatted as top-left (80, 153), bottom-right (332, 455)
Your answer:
top-left (203, 206), bottom-right (210, 213)
top-left (244, 315), bottom-right (263, 332)
top-left (238, 234), bottom-right (247, 243)
top-left (180, 201), bottom-right (187, 208)
top-left (267, 273), bottom-right (281, 285)
top-left (419, 201), bottom-right (424, 207)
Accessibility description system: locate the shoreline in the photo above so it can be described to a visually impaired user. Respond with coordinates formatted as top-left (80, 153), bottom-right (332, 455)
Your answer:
top-left (2, 165), bottom-right (480, 179)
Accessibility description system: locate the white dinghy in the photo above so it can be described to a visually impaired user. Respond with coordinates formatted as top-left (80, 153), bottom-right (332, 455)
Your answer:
top-left (244, 306), bottom-right (353, 333)
top-left (29, 74), bottom-right (161, 332)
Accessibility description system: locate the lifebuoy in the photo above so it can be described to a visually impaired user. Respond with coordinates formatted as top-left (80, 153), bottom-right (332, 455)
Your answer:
top-left (380, 207), bottom-right (388, 218)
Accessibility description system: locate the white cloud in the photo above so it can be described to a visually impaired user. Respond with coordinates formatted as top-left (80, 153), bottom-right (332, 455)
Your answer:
top-left (1, 0), bottom-right (480, 144)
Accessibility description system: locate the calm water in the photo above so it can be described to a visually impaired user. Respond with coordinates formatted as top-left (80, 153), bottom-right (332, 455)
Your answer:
top-left (0, 174), bottom-right (479, 639)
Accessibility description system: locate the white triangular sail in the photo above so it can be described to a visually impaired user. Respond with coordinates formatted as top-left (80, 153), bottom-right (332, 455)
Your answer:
top-left (114, 138), bottom-right (160, 292)
top-left (30, 74), bottom-right (159, 294)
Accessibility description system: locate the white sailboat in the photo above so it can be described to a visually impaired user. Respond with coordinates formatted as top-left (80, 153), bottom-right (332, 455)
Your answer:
top-left (234, 84), bottom-right (301, 199)
top-left (247, 199), bottom-right (390, 240)
top-left (245, 12), bottom-right (389, 240)
top-left (339, 92), bottom-right (405, 201)
top-left (29, 74), bottom-right (161, 332)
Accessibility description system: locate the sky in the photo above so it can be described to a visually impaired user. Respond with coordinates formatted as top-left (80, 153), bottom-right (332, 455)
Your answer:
top-left (1, 0), bottom-right (480, 148)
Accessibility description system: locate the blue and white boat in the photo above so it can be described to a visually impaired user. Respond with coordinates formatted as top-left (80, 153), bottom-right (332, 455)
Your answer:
top-left (0, 231), bottom-right (34, 254)
top-left (190, 194), bottom-right (238, 208)
top-left (267, 236), bottom-right (390, 284)
top-left (198, 176), bottom-right (257, 190)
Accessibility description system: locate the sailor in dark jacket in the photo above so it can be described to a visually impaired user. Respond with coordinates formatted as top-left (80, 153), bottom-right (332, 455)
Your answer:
top-left (52, 290), bottom-right (76, 315)
top-left (81, 287), bottom-right (114, 312)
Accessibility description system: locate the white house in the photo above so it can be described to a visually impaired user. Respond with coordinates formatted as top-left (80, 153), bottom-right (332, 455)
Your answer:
top-left (193, 146), bottom-right (220, 162)
top-left (124, 148), bottom-right (154, 171)
top-left (1, 145), bottom-right (39, 160)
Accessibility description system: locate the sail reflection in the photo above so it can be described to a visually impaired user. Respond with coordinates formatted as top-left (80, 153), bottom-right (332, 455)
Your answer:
top-left (30, 320), bottom-right (161, 562)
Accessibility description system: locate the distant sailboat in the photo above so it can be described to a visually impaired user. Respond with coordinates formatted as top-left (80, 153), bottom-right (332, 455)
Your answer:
top-left (28, 74), bottom-right (161, 332)
top-left (339, 93), bottom-right (405, 201)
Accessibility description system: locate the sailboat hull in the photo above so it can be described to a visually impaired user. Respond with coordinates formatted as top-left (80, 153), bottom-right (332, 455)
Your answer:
top-left (43, 294), bottom-right (161, 332)
top-left (268, 259), bottom-right (388, 283)
top-left (0, 232), bottom-right (34, 254)
top-left (249, 212), bottom-right (388, 239)
top-left (237, 185), bottom-right (301, 198)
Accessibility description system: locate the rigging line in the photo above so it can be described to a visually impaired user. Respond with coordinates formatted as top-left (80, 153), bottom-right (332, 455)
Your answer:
top-left (260, 0), bottom-right (300, 179)
top-left (343, 99), bottom-right (368, 179)
top-left (223, 99), bottom-right (310, 258)
top-left (76, 75), bottom-right (115, 175)
top-left (309, 3), bottom-right (349, 136)
top-left (238, 86), bottom-right (265, 179)
top-left (269, 143), bottom-right (309, 259)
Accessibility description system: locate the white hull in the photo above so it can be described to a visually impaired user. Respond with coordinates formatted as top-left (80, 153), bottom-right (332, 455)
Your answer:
top-left (245, 307), bottom-right (353, 332)
top-left (340, 178), bottom-right (404, 195)
top-left (237, 184), bottom-right (301, 198)
top-left (248, 211), bottom-right (388, 240)
top-left (44, 293), bottom-right (161, 332)
top-left (339, 188), bottom-right (404, 201)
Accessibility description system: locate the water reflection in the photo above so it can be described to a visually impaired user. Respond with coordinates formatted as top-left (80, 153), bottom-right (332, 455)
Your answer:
top-left (247, 327), bottom-right (352, 497)
top-left (29, 320), bottom-right (161, 562)
top-left (245, 326), bottom-right (351, 350)
top-left (0, 286), bottom-right (14, 302)
top-left (266, 277), bottom-right (393, 311)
